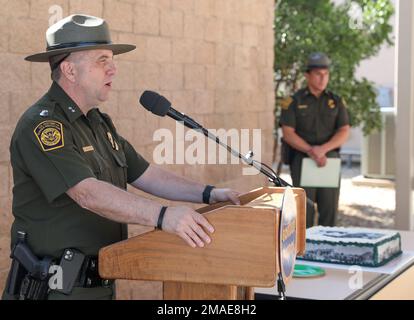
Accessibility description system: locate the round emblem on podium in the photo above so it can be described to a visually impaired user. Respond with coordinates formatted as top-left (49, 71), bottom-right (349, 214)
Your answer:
top-left (279, 187), bottom-right (297, 283)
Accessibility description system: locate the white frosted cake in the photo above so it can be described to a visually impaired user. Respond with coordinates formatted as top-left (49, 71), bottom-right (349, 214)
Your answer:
top-left (299, 226), bottom-right (402, 267)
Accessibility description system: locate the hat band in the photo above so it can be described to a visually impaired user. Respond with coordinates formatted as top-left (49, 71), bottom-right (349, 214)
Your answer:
top-left (47, 40), bottom-right (111, 51)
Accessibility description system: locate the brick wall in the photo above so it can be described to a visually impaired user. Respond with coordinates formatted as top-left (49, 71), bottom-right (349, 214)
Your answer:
top-left (0, 0), bottom-right (275, 299)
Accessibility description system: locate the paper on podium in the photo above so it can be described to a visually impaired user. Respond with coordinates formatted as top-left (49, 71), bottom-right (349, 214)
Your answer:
top-left (300, 158), bottom-right (341, 188)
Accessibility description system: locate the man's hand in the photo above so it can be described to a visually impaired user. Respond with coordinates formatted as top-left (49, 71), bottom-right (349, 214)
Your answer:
top-left (308, 146), bottom-right (327, 161)
top-left (307, 146), bottom-right (328, 167)
top-left (315, 155), bottom-right (327, 167)
top-left (210, 188), bottom-right (241, 205)
top-left (162, 206), bottom-right (215, 248)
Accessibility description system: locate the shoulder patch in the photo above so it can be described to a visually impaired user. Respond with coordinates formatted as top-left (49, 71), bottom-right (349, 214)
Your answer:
top-left (281, 97), bottom-right (293, 110)
top-left (34, 120), bottom-right (64, 152)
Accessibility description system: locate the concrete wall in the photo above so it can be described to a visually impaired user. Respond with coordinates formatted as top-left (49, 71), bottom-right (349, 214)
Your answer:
top-left (0, 0), bottom-right (275, 299)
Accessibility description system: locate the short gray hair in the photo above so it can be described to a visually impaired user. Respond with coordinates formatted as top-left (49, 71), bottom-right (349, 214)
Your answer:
top-left (49, 53), bottom-right (71, 82)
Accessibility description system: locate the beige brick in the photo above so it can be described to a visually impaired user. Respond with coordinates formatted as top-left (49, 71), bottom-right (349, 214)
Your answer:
top-left (205, 66), bottom-right (227, 90)
top-left (160, 64), bottom-right (184, 90)
top-left (117, 91), bottom-right (139, 119)
top-left (234, 90), bottom-right (251, 112)
top-left (0, 17), bottom-right (9, 52)
top-left (171, 89), bottom-right (194, 111)
top-left (184, 64), bottom-right (205, 90)
top-left (204, 17), bottom-right (223, 43)
top-left (258, 111), bottom-right (275, 131)
top-left (0, 0), bottom-right (30, 18)
top-left (247, 0), bottom-right (267, 26)
top-left (266, 48), bottom-right (274, 68)
top-left (146, 37), bottom-right (171, 63)
top-left (0, 93), bottom-right (10, 124)
top-left (249, 89), bottom-right (268, 112)
top-left (266, 90), bottom-right (276, 111)
top-left (214, 0), bottom-right (233, 19)
top-left (194, 41), bottom-right (215, 65)
top-left (172, 38), bottom-right (194, 64)
top-left (135, 112), bottom-right (160, 146)
top-left (160, 10), bottom-right (183, 37)
top-left (69, 0), bottom-right (103, 17)
top-left (261, 25), bottom-right (275, 49)
top-left (134, 5), bottom-right (159, 36)
top-left (0, 235), bottom-right (12, 270)
top-left (103, 0), bottom-right (133, 32)
top-left (134, 62), bottom-right (161, 90)
top-left (238, 0), bottom-right (255, 24)
top-left (265, 1), bottom-right (275, 28)
top-left (0, 165), bottom-right (9, 197)
top-left (235, 67), bottom-right (258, 91)
top-left (243, 24), bottom-right (259, 47)
top-left (193, 90), bottom-right (214, 115)
top-left (215, 44), bottom-right (233, 67)
top-left (223, 21), bottom-right (243, 45)
top-left (0, 54), bottom-right (31, 94)
top-left (117, 33), bottom-right (147, 62)
top-left (215, 89), bottom-right (236, 115)
top-left (112, 60), bottom-right (135, 91)
top-left (171, 0), bottom-right (194, 14)
top-left (259, 67), bottom-right (275, 92)
top-left (99, 90), bottom-right (119, 116)
top-left (31, 62), bottom-right (52, 91)
top-left (183, 14), bottom-right (204, 40)
top-left (0, 127), bottom-right (12, 162)
top-left (145, 0), bottom-right (171, 10)
top-left (234, 45), bottom-right (250, 68)
top-left (194, 0), bottom-right (214, 17)
top-left (0, 198), bottom-right (12, 237)
top-left (249, 47), bottom-right (266, 68)
top-left (9, 18), bottom-right (47, 54)
top-left (113, 118), bottom-right (136, 141)
top-left (29, 0), bottom-right (69, 22)
top-left (10, 89), bottom-right (46, 124)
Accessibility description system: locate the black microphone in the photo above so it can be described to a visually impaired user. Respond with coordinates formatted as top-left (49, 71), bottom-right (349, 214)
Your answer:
top-left (139, 91), bottom-right (202, 130)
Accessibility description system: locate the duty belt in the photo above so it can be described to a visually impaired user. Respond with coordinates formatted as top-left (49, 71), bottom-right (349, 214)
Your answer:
top-left (60, 249), bottom-right (113, 289)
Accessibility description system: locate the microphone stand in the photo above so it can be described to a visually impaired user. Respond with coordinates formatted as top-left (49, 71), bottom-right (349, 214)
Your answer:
top-left (173, 114), bottom-right (299, 191)
top-left (173, 114), bottom-right (314, 301)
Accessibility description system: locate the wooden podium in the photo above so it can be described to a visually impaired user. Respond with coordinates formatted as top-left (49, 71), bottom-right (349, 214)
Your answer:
top-left (98, 187), bottom-right (306, 300)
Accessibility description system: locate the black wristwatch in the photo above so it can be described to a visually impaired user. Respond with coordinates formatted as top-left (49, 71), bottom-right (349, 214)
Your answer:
top-left (202, 185), bottom-right (215, 204)
top-left (156, 206), bottom-right (168, 230)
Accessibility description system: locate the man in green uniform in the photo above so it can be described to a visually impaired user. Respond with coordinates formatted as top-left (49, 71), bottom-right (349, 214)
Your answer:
top-left (2, 14), bottom-right (240, 300)
top-left (280, 53), bottom-right (350, 228)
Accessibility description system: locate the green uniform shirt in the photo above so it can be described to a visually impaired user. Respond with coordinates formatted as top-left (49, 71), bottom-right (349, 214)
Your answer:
top-left (280, 88), bottom-right (350, 146)
top-left (10, 82), bottom-right (149, 258)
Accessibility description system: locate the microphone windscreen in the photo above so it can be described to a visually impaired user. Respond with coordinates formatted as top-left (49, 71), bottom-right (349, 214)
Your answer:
top-left (139, 91), bottom-right (171, 117)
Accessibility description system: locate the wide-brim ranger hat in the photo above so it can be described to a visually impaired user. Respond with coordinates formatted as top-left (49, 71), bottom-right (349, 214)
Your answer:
top-left (305, 52), bottom-right (332, 71)
top-left (25, 14), bottom-right (136, 62)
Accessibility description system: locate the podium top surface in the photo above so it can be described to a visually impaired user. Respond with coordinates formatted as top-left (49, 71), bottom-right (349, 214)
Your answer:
top-left (99, 187), bottom-right (306, 286)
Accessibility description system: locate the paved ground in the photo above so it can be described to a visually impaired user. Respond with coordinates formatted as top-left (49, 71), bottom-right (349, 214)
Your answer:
top-left (279, 164), bottom-right (396, 229)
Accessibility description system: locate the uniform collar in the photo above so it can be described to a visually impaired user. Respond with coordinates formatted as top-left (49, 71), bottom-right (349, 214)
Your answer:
top-left (304, 87), bottom-right (329, 98)
top-left (47, 81), bottom-right (84, 123)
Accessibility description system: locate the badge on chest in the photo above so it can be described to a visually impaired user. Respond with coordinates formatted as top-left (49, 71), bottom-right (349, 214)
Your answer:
top-left (107, 131), bottom-right (119, 150)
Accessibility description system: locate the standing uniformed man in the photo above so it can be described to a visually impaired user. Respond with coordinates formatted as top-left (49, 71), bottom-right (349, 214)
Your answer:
top-left (2, 14), bottom-right (240, 300)
top-left (280, 52), bottom-right (350, 228)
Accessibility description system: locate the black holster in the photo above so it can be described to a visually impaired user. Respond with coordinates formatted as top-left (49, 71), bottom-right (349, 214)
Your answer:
top-left (2, 231), bottom-right (53, 300)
